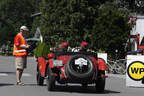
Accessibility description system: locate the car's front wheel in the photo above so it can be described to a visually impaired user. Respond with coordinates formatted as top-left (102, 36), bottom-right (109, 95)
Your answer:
top-left (47, 67), bottom-right (56, 91)
top-left (36, 65), bottom-right (44, 85)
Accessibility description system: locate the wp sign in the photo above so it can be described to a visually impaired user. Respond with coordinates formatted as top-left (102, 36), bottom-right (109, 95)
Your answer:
top-left (126, 55), bottom-right (144, 87)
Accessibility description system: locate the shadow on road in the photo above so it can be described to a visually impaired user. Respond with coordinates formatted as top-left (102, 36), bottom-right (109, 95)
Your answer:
top-left (0, 83), bottom-right (14, 87)
top-left (0, 72), bottom-right (16, 75)
top-left (24, 84), bottom-right (38, 86)
top-left (50, 85), bottom-right (121, 94)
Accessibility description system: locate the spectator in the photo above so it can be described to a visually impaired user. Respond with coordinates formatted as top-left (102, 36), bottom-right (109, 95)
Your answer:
top-left (1, 44), bottom-right (6, 55)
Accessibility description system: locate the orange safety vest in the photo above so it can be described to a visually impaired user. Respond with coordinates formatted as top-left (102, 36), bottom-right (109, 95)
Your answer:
top-left (13, 33), bottom-right (27, 56)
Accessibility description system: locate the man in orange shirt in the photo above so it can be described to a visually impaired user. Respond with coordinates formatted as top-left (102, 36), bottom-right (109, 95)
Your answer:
top-left (13, 26), bottom-right (30, 86)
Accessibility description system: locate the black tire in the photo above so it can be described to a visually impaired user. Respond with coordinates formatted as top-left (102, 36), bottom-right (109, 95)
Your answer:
top-left (96, 71), bottom-right (105, 93)
top-left (66, 54), bottom-right (95, 78)
top-left (36, 65), bottom-right (44, 85)
top-left (47, 67), bottom-right (56, 91)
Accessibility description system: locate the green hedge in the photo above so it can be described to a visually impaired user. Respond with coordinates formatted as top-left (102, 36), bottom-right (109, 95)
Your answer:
top-left (34, 42), bottom-right (50, 59)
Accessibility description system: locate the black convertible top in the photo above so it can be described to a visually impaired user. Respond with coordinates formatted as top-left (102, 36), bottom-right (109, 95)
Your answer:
top-left (53, 51), bottom-right (97, 59)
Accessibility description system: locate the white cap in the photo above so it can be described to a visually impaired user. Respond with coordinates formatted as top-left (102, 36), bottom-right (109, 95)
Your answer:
top-left (20, 26), bottom-right (29, 31)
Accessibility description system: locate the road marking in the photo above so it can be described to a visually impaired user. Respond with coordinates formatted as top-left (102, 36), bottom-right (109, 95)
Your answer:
top-left (0, 73), bottom-right (8, 76)
top-left (0, 72), bottom-right (32, 77)
top-left (22, 73), bottom-right (32, 77)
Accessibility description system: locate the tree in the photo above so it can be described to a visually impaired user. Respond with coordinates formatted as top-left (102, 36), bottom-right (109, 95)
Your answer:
top-left (40, 0), bottom-right (101, 46)
top-left (91, 2), bottom-right (131, 58)
top-left (0, 18), bottom-right (15, 45)
top-left (118, 0), bottom-right (144, 14)
top-left (0, 0), bottom-right (41, 45)
top-left (0, 0), bottom-right (132, 58)
top-left (38, 0), bottom-right (132, 58)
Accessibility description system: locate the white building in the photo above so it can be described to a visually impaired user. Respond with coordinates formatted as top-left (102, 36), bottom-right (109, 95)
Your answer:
top-left (130, 16), bottom-right (144, 51)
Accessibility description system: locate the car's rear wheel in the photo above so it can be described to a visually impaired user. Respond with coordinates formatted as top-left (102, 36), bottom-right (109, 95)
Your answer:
top-left (47, 67), bottom-right (56, 91)
top-left (95, 71), bottom-right (105, 93)
top-left (36, 65), bottom-right (44, 85)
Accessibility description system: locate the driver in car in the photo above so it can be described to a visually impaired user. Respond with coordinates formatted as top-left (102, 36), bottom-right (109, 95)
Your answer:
top-left (59, 42), bottom-right (68, 52)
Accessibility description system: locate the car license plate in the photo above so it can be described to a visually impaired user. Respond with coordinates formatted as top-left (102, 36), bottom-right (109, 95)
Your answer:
top-left (53, 60), bottom-right (63, 66)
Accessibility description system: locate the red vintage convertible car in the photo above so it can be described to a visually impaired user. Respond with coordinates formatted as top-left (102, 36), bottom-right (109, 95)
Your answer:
top-left (36, 51), bottom-right (107, 92)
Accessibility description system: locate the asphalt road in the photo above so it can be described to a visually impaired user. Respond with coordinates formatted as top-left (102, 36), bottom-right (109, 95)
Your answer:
top-left (0, 56), bottom-right (144, 96)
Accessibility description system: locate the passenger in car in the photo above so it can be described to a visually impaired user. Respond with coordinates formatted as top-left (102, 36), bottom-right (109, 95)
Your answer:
top-left (79, 41), bottom-right (88, 52)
